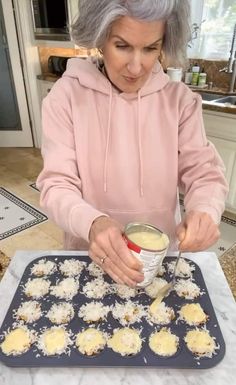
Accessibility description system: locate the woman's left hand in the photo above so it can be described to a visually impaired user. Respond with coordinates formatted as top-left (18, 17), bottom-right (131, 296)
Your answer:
top-left (176, 210), bottom-right (220, 252)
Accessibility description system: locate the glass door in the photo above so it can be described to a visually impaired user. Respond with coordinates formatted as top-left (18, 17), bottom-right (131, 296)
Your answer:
top-left (0, 0), bottom-right (33, 146)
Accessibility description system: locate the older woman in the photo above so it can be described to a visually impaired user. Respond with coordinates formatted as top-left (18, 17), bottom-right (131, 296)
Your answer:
top-left (37, 0), bottom-right (228, 287)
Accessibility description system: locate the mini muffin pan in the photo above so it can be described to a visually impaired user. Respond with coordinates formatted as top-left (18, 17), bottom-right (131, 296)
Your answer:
top-left (0, 255), bottom-right (225, 368)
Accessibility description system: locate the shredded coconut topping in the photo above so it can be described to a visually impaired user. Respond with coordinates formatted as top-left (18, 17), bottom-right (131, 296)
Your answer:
top-left (175, 279), bottom-right (201, 299)
top-left (14, 301), bottom-right (42, 323)
top-left (78, 301), bottom-right (110, 323)
top-left (184, 328), bottom-right (218, 358)
top-left (87, 262), bottom-right (104, 277)
top-left (30, 259), bottom-right (57, 276)
top-left (167, 258), bottom-right (195, 278)
top-left (59, 259), bottom-right (86, 277)
top-left (144, 277), bottom-right (168, 298)
top-left (46, 302), bottom-right (74, 324)
top-left (82, 278), bottom-right (110, 299)
top-left (148, 302), bottom-right (175, 325)
top-left (50, 278), bottom-right (79, 300)
top-left (24, 278), bottom-right (50, 298)
top-left (37, 326), bottom-right (73, 356)
top-left (112, 300), bottom-right (146, 326)
top-left (112, 284), bottom-right (137, 299)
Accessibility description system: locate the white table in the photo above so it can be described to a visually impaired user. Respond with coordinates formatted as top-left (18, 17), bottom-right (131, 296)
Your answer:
top-left (0, 250), bottom-right (236, 385)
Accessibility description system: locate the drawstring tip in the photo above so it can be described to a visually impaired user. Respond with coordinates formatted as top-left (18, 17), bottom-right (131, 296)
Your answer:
top-left (104, 182), bottom-right (107, 193)
top-left (140, 187), bottom-right (144, 197)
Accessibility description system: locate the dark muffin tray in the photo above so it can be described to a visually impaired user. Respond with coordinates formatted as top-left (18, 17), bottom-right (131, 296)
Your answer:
top-left (0, 255), bottom-right (225, 368)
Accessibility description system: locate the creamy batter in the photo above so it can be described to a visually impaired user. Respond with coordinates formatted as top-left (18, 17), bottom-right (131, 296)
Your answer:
top-left (1, 328), bottom-right (31, 356)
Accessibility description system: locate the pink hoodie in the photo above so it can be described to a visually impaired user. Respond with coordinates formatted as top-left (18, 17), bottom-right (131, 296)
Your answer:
top-left (37, 58), bottom-right (228, 250)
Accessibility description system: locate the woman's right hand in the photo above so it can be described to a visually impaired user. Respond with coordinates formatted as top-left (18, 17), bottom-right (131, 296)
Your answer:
top-left (89, 216), bottom-right (144, 287)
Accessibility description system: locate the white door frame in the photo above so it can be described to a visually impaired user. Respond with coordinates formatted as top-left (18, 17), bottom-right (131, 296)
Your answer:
top-left (0, 0), bottom-right (33, 147)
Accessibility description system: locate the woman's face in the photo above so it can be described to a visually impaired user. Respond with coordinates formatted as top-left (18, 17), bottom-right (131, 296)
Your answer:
top-left (102, 16), bottom-right (165, 93)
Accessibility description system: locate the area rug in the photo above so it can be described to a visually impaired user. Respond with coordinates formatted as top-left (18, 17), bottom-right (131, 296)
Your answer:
top-left (29, 182), bottom-right (39, 192)
top-left (0, 187), bottom-right (47, 240)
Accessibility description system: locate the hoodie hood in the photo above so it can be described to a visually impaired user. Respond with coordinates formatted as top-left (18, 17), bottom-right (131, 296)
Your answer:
top-left (62, 57), bottom-right (170, 196)
top-left (63, 57), bottom-right (170, 97)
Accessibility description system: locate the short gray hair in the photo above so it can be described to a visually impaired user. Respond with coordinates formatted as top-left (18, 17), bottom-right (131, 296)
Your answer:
top-left (71, 0), bottom-right (191, 66)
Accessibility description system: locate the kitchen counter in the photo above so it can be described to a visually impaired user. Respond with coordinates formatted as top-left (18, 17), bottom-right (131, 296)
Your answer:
top-left (37, 74), bottom-right (236, 115)
top-left (0, 250), bottom-right (236, 385)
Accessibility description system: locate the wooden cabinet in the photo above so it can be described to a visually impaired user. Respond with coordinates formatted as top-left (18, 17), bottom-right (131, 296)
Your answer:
top-left (203, 110), bottom-right (236, 213)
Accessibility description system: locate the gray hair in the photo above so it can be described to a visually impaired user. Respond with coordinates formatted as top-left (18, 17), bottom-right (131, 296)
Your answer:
top-left (71, 0), bottom-right (191, 66)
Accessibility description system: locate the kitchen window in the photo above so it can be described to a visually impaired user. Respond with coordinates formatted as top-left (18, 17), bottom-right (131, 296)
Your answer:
top-left (188, 0), bottom-right (236, 59)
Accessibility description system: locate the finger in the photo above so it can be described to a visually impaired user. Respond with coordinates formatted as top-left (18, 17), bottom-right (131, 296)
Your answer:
top-left (108, 229), bottom-right (143, 271)
top-left (90, 244), bottom-right (143, 286)
top-left (92, 231), bottom-right (144, 282)
top-left (179, 217), bottom-right (201, 251)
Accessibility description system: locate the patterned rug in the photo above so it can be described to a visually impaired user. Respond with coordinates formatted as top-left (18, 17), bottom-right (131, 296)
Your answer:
top-left (0, 187), bottom-right (47, 240)
top-left (29, 182), bottom-right (39, 192)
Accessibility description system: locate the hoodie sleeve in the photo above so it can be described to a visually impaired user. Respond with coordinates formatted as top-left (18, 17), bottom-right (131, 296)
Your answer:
top-left (178, 92), bottom-right (228, 224)
top-left (36, 81), bottom-right (108, 242)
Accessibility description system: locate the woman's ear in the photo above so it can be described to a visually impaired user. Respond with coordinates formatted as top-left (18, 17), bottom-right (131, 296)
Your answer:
top-left (158, 50), bottom-right (167, 70)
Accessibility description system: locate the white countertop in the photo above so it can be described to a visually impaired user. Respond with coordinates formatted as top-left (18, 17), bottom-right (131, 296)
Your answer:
top-left (0, 250), bottom-right (236, 385)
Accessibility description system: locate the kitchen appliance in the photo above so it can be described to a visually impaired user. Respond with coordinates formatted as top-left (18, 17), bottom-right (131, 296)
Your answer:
top-left (48, 56), bottom-right (71, 76)
top-left (31, 0), bottom-right (70, 41)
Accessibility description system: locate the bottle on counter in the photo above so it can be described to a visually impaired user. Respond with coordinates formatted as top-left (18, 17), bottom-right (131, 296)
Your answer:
top-left (191, 63), bottom-right (200, 86)
top-left (198, 69), bottom-right (207, 87)
top-left (184, 67), bottom-right (192, 84)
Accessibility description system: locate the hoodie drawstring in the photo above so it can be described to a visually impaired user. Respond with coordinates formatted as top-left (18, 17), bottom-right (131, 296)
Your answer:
top-left (103, 83), bottom-right (112, 193)
top-left (103, 86), bottom-right (144, 197)
top-left (137, 90), bottom-right (144, 196)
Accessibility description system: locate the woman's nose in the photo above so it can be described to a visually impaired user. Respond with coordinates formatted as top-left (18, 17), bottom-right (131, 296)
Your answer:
top-left (127, 53), bottom-right (142, 75)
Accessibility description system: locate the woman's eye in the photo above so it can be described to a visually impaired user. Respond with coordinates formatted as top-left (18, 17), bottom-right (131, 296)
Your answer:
top-left (115, 45), bottom-right (128, 49)
top-left (145, 46), bottom-right (158, 51)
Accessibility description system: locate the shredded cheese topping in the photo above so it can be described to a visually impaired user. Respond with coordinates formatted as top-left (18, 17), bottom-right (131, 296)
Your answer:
top-left (14, 301), bottom-right (42, 323)
top-left (46, 302), bottom-right (74, 324)
top-left (144, 277), bottom-right (168, 298)
top-left (82, 278), bottom-right (110, 299)
top-left (108, 328), bottom-right (142, 356)
top-left (50, 278), bottom-right (79, 300)
top-left (175, 279), bottom-right (201, 299)
top-left (184, 329), bottom-right (217, 357)
top-left (24, 278), bottom-right (50, 298)
top-left (75, 328), bottom-right (106, 356)
top-left (78, 301), bottom-right (110, 323)
top-left (112, 300), bottom-right (146, 326)
top-left (168, 258), bottom-right (195, 278)
top-left (59, 259), bottom-right (86, 277)
top-left (149, 327), bottom-right (179, 356)
top-left (30, 259), bottom-right (56, 276)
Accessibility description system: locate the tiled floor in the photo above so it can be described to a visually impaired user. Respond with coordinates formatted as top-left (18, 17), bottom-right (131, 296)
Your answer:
top-left (0, 148), bottom-right (235, 262)
top-left (0, 148), bottom-right (63, 259)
